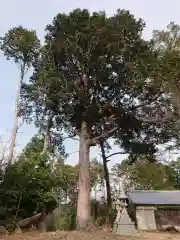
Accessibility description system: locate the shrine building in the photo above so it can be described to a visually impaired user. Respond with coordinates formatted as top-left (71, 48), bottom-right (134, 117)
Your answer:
top-left (127, 190), bottom-right (180, 231)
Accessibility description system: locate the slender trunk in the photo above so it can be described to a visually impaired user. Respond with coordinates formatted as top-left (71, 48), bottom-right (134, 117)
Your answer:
top-left (8, 68), bottom-right (25, 166)
top-left (13, 192), bottom-right (22, 230)
top-left (39, 206), bottom-right (46, 232)
top-left (42, 134), bottom-right (50, 154)
top-left (100, 141), bottom-right (112, 209)
top-left (100, 141), bottom-right (112, 224)
top-left (76, 121), bottom-right (91, 230)
top-left (94, 184), bottom-right (97, 201)
top-left (40, 114), bottom-right (53, 232)
top-left (8, 117), bottom-right (18, 165)
top-left (42, 115), bottom-right (53, 155)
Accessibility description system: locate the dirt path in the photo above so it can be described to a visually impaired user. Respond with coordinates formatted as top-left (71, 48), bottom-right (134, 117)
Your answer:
top-left (0, 231), bottom-right (180, 240)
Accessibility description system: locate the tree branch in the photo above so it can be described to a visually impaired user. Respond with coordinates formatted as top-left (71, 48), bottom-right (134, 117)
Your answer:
top-left (0, 136), bottom-right (11, 165)
top-left (133, 92), bottom-right (163, 110)
top-left (63, 136), bottom-right (79, 141)
top-left (17, 120), bottom-right (24, 130)
top-left (89, 127), bottom-right (118, 145)
top-left (139, 114), bottom-right (173, 124)
top-left (68, 151), bottom-right (79, 156)
top-left (106, 151), bottom-right (126, 160)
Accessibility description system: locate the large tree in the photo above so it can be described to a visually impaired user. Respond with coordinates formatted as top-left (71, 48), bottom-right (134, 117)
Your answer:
top-left (0, 26), bottom-right (40, 165)
top-left (151, 22), bottom-right (180, 149)
top-left (22, 9), bottom-right (169, 229)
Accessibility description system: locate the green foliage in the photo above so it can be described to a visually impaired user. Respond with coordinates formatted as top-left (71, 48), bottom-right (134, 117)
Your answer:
top-left (0, 135), bottom-right (79, 229)
top-left (151, 22), bottom-right (180, 149)
top-left (19, 135), bottom-right (44, 158)
top-left (168, 158), bottom-right (180, 189)
top-left (152, 22), bottom-right (180, 99)
top-left (46, 200), bottom-right (115, 231)
top-left (18, 10), bottom-right (179, 229)
top-left (22, 8), bottom-right (165, 152)
top-left (3, 10), bottom-right (180, 231)
top-left (55, 205), bottom-right (76, 230)
top-left (90, 158), bottom-right (104, 188)
top-left (152, 22), bottom-right (180, 53)
top-left (0, 26), bottom-right (40, 67)
top-left (0, 136), bottom-right (57, 229)
top-left (3, 156), bottom-right (55, 211)
top-left (91, 200), bottom-right (116, 226)
top-left (129, 160), bottom-right (174, 190)
top-left (54, 162), bottom-right (78, 203)
top-left (46, 205), bottom-right (76, 231)
top-left (0, 26), bottom-right (41, 165)
top-left (115, 157), bottom-right (178, 191)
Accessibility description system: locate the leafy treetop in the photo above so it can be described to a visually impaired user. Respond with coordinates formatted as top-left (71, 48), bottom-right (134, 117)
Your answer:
top-left (0, 26), bottom-right (40, 69)
top-left (24, 9), bottom-right (165, 149)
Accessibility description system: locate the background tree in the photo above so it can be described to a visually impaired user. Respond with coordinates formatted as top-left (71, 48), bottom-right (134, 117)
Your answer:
top-left (111, 163), bottom-right (126, 200)
top-left (89, 158), bottom-right (104, 200)
top-left (99, 141), bottom-right (114, 224)
top-left (151, 22), bottom-right (180, 150)
top-left (0, 26), bottom-right (40, 165)
top-left (168, 157), bottom-right (180, 189)
top-left (0, 136), bottom-right (56, 230)
top-left (0, 134), bottom-right (74, 231)
top-left (54, 162), bottom-right (78, 204)
top-left (114, 157), bottom-right (176, 191)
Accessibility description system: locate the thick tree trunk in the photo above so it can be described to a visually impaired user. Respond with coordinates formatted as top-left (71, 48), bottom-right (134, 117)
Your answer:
top-left (18, 213), bottom-right (42, 229)
top-left (100, 141), bottom-right (112, 223)
top-left (76, 121), bottom-right (91, 230)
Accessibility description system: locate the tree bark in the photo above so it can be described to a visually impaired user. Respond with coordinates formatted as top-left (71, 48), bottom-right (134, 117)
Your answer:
top-left (8, 67), bottom-right (25, 166)
top-left (94, 184), bottom-right (97, 201)
top-left (18, 213), bottom-right (42, 229)
top-left (99, 141), bottom-right (112, 223)
top-left (41, 114), bottom-right (53, 155)
top-left (40, 114), bottom-right (53, 232)
top-left (76, 121), bottom-right (91, 230)
top-left (39, 206), bottom-right (47, 232)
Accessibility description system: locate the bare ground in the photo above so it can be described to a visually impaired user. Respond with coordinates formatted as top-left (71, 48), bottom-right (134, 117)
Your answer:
top-left (1, 230), bottom-right (180, 240)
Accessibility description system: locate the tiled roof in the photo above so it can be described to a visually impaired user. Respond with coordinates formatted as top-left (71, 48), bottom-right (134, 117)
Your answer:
top-left (127, 190), bottom-right (180, 205)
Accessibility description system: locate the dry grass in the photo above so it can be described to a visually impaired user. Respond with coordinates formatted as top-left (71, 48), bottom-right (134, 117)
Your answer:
top-left (0, 230), bottom-right (180, 240)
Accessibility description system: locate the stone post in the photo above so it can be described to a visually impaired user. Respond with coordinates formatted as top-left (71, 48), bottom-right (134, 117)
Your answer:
top-left (136, 206), bottom-right (157, 230)
top-left (113, 200), bottom-right (122, 232)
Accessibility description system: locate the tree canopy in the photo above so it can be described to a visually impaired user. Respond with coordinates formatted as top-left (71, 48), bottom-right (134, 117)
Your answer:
top-left (19, 9), bottom-right (177, 229)
top-left (115, 158), bottom-right (175, 191)
top-left (151, 22), bottom-right (180, 150)
top-left (0, 26), bottom-right (41, 165)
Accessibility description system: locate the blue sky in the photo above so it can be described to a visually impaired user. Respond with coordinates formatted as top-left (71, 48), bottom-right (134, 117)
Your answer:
top-left (0, 0), bottom-right (179, 165)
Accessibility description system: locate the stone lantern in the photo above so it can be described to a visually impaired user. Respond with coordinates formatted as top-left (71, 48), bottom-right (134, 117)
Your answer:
top-left (113, 192), bottom-right (128, 232)
top-left (113, 192), bottom-right (137, 236)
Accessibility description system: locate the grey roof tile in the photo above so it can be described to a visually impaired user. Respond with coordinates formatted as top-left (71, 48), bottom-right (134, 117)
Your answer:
top-left (127, 190), bottom-right (180, 205)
